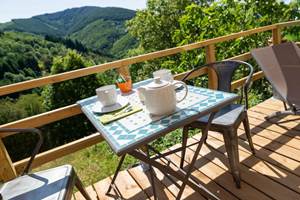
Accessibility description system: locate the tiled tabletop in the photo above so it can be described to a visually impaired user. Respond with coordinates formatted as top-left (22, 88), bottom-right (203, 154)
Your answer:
top-left (77, 79), bottom-right (238, 156)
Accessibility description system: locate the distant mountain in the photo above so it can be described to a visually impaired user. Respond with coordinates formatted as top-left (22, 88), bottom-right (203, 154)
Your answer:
top-left (0, 6), bottom-right (138, 57)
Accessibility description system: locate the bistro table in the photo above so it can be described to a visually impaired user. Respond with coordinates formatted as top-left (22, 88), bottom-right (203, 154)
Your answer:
top-left (77, 79), bottom-right (238, 200)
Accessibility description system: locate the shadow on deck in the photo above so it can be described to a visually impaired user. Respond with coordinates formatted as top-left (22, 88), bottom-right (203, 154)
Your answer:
top-left (73, 99), bottom-right (300, 200)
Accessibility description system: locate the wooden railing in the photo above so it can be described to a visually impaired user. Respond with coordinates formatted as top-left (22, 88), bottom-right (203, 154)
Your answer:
top-left (0, 20), bottom-right (299, 181)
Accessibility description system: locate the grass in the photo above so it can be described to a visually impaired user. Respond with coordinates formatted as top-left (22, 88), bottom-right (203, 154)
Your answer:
top-left (35, 129), bottom-right (188, 187)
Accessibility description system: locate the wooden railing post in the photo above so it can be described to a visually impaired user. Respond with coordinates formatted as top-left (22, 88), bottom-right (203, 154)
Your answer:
top-left (116, 65), bottom-right (130, 78)
top-left (0, 139), bottom-right (17, 181)
top-left (206, 44), bottom-right (218, 89)
top-left (272, 26), bottom-right (282, 45)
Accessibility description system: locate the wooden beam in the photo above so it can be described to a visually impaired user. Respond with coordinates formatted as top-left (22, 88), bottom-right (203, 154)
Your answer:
top-left (174, 67), bottom-right (208, 81)
top-left (272, 27), bottom-right (282, 45)
top-left (0, 139), bottom-right (17, 181)
top-left (225, 52), bottom-right (252, 61)
top-left (13, 133), bottom-right (103, 173)
top-left (231, 71), bottom-right (264, 90)
top-left (206, 44), bottom-right (217, 89)
top-left (0, 104), bottom-right (82, 138)
top-left (116, 65), bottom-right (131, 79)
top-left (277, 20), bottom-right (300, 28)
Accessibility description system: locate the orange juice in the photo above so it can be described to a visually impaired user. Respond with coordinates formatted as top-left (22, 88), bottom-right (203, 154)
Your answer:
top-left (117, 79), bottom-right (132, 93)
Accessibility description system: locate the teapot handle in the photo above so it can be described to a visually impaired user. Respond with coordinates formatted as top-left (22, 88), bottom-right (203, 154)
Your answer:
top-left (173, 81), bottom-right (188, 103)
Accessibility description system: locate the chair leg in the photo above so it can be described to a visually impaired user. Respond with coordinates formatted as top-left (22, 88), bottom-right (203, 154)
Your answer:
top-left (242, 113), bottom-right (255, 154)
top-left (283, 101), bottom-right (288, 111)
top-left (180, 126), bottom-right (189, 169)
top-left (201, 128), bottom-right (208, 144)
top-left (75, 175), bottom-right (92, 200)
top-left (223, 129), bottom-right (241, 188)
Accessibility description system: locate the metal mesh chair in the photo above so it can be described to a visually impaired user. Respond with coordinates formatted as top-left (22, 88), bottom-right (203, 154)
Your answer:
top-left (180, 60), bottom-right (256, 188)
top-left (0, 128), bottom-right (91, 200)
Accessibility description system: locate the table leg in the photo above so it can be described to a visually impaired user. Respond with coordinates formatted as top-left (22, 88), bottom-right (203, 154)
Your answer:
top-left (140, 146), bottom-right (150, 171)
top-left (146, 147), bottom-right (158, 200)
top-left (106, 154), bottom-right (126, 195)
top-left (180, 126), bottom-right (189, 169)
top-left (177, 112), bottom-right (217, 200)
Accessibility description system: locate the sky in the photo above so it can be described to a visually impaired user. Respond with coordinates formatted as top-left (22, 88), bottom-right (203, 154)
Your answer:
top-left (0, 0), bottom-right (147, 23)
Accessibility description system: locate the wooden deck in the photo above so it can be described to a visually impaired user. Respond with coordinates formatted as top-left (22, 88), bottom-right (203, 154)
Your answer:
top-left (73, 98), bottom-right (300, 200)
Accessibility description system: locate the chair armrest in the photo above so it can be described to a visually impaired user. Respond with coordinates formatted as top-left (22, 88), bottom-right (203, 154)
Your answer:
top-left (0, 128), bottom-right (43, 175)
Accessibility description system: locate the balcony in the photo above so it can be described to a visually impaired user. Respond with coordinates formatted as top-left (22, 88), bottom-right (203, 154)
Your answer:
top-left (1, 20), bottom-right (300, 200)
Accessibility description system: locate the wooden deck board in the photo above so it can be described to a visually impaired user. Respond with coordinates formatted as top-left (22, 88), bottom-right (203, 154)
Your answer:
top-left (74, 99), bottom-right (300, 200)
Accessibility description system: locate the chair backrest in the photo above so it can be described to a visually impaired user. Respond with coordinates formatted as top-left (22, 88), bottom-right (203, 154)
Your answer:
top-left (0, 128), bottom-right (43, 176)
top-left (251, 42), bottom-right (300, 107)
top-left (181, 60), bottom-right (254, 108)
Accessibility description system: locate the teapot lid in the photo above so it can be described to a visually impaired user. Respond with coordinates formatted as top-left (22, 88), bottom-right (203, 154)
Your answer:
top-left (148, 77), bottom-right (169, 88)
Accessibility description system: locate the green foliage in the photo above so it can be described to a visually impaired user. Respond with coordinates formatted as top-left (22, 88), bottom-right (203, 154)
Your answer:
top-left (171, 0), bottom-right (300, 102)
top-left (127, 0), bottom-right (192, 51)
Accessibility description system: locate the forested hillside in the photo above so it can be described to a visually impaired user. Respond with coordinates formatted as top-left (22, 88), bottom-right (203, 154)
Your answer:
top-left (0, 31), bottom-right (110, 87)
top-left (0, 6), bottom-right (138, 56)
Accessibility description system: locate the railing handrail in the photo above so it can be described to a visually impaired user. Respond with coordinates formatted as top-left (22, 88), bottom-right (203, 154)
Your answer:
top-left (1, 20), bottom-right (300, 181)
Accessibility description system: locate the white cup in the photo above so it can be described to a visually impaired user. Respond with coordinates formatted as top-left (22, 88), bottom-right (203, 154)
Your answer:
top-left (153, 69), bottom-right (174, 82)
top-left (96, 85), bottom-right (117, 106)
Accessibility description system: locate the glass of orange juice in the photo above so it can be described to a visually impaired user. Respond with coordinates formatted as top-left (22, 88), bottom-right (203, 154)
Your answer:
top-left (116, 75), bottom-right (132, 93)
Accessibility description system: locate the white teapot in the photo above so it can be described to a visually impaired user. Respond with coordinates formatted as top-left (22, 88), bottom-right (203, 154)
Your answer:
top-left (137, 78), bottom-right (188, 116)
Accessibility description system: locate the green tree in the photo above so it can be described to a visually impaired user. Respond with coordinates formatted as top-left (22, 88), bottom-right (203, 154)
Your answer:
top-left (171, 0), bottom-right (294, 103)
top-left (42, 50), bottom-right (100, 148)
top-left (127, 0), bottom-right (202, 51)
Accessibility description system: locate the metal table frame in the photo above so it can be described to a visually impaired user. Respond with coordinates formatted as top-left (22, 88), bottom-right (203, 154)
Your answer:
top-left (104, 107), bottom-right (236, 200)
